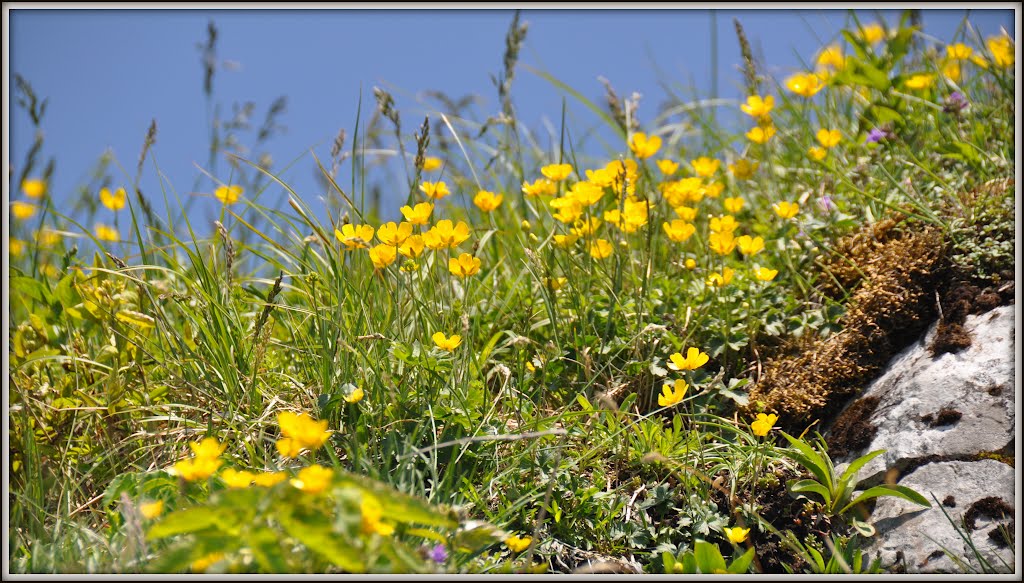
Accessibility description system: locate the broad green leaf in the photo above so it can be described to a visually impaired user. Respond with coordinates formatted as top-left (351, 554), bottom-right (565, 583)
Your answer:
top-left (335, 470), bottom-right (458, 529)
top-left (780, 432), bottom-right (833, 491)
top-left (807, 544), bottom-right (826, 572)
top-left (839, 484), bottom-right (932, 515)
top-left (277, 506), bottom-right (364, 572)
top-left (694, 540), bottom-right (727, 573)
top-left (789, 479), bottom-right (833, 507)
top-left (727, 547), bottom-right (756, 574)
top-left (247, 527), bottom-right (289, 573)
top-left (147, 507), bottom-right (224, 540)
top-left (10, 276), bottom-right (50, 304)
top-left (836, 449), bottom-right (885, 495)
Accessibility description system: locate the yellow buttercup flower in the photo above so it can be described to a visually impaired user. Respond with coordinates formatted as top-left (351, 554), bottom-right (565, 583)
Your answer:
top-left (746, 125), bottom-right (776, 144)
top-left (290, 464), bottom-right (333, 495)
top-left (94, 224), bottom-right (120, 242)
top-left (728, 159), bottom-right (759, 180)
top-left (22, 178), bottom-right (47, 199)
top-left (808, 146), bottom-right (828, 161)
top-left (754, 266), bottom-right (779, 282)
top-left (100, 186), bottom-right (127, 210)
top-left (522, 178), bottom-right (558, 197)
top-left (419, 181), bottom-right (450, 200)
top-left (987, 34), bottom-right (1014, 67)
top-left (423, 219), bottom-right (471, 249)
top-left (709, 215), bottom-right (738, 234)
top-left (221, 468), bottom-right (256, 489)
top-left (946, 43), bottom-right (973, 60)
top-left (368, 244), bottom-right (397, 270)
top-left (139, 499), bottom-right (165, 520)
top-left (571, 217), bottom-right (602, 238)
top-left (588, 239), bottom-right (613, 259)
top-left (568, 181), bottom-right (605, 207)
top-left (540, 163), bottom-right (573, 182)
top-left (377, 222), bottom-right (413, 247)
top-left (773, 201), bottom-right (800, 219)
top-left (10, 238), bottom-right (26, 257)
top-left (360, 493), bottom-right (395, 536)
top-left (725, 526), bottom-right (750, 544)
top-left (173, 455), bottom-right (222, 482)
top-left (816, 129), bottom-right (841, 148)
top-left (422, 156), bottom-right (443, 171)
top-left (723, 197), bottom-right (744, 214)
top-left (673, 206), bottom-right (698, 222)
top-left (345, 387), bottom-right (365, 403)
top-left (545, 277), bottom-right (568, 291)
top-left (816, 44), bottom-right (845, 71)
top-left (702, 181), bottom-right (724, 199)
top-left (668, 347), bottom-right (709, 371)
top-left (706, 267), bottom-right (735, 288)
top-left (191, 552), bottom-right (226, 573)
top-left (11, 201), bottom-right (38, 220)
top-left (214, 185), bottom-right (243, 205)
top-left (553, 233), bottom-right (579, 248)
top-left (335, 223), bottom-right (375, 250)
top-left (662, 220), bottom-right (696, 243)
top-left (473, 190), bottom-right (504, 212)
top-left (550, 196), bottom-right (584, 224)
top-left (432, 331), bottom-right (462, 352)
top-left (253, 471), bottom-right (288, 487)
top-left (277, 411), bottom-right (332, 454)
top-left (736, 235), bottom-right (764, 256)
top-left (904, 74), bottom-right (935, 90)
top-left (448, 253), bottom-right (481, 277)
top-left (604, 198), bottom-right (649, 234)
top-left (505, 535), bottom-right (532, 553)
top-left (400, 202), bottom-right (434, 225)
top-left (190, 437), bottom-right (227, 460)
top-left (691, 157), bottom-right (720, 177)
top-left (857, 22), bottom-right (885, 45)
top-left (751, 413), bottom-right (778, 437)
top-left (785, 72), bottom-right (824, 98)
top-left (657, 159), bottom-right (679, 175)
top-left (942, 61), bottom-right (962, 82)
top-left (658, 379), bottom-right (689, 407)
top-left (628, 132), bottom-right (661, 159)
top-left (740, 94), bottom-right (775, 119)
top-left (685, 258), bottom-right (697, 270)
top-left (708, 231), bottom-right (737, 256)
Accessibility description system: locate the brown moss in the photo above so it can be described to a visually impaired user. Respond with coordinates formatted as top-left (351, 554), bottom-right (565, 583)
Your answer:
top-left (929, 407), bottom-right (963, 427)
top-left (744, 220), bottom-right (945, 430)
top-left (942, 495), bottom-right (956, 508)
top-left (988, 522), bottom-right (1014, 548)
top-left (826, 396), bottom-right (880, 459)
top-left (930, 321), bottom-right (972, 356)
top-left (964, 496), bottom-right (1013, 531)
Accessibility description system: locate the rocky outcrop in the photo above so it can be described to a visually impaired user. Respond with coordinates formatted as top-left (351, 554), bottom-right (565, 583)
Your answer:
top-left (827, 305), bottom-right (1015, 573)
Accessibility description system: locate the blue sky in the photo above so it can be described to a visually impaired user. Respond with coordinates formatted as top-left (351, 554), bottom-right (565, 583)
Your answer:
top-left (7, 7), bottom-right (1016, 229)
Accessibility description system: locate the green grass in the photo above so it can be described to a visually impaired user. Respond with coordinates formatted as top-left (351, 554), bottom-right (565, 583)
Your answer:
top-left (7, 10), bottom-right (1016, 575)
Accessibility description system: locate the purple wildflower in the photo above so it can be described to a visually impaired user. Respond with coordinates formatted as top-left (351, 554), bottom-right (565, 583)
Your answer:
top-left (943, 91), bottom-right (968, 113)
top-left (429, 543), bottom-right (448, 563)
top-left (818, 195), bottom-right (835, 213)
top-left (866, 128), bottom-right (887, 143)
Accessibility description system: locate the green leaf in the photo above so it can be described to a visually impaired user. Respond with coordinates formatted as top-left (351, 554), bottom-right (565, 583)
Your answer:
top-left (727, 547), bottom-right (756, 574)
top-left (789, 479), bottom-right (833, 507)
top-left (780, 432), bottom-right (834, 492)
top-left (839, 484), bottom-right (932, 515)
top-left (335, 470), bottom-right (458, 529)
top-left (277, 506), bottom-right (364, 572)
top-left (835, 449), bottom-right (885, 503)
top-left (147, 507), bottom-right (224, 540)
top-left (866, 103), bottom-right (904, 126)
top-left (807, 544), bottom-right (826, 572)
top-left (247, 527), bottom-right (289, 573)
top-left (693, 540), bottom-right (727, 573)
top-left (10, 276), bottom-right (50, 304)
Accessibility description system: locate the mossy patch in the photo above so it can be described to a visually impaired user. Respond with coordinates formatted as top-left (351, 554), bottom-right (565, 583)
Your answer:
top-left (964, 496), bottom-right (1013, 531)
top-left (825, 396), bottom-right (880, 459)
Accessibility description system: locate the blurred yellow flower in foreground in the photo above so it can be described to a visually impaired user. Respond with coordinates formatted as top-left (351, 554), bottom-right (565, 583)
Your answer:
top-left (473, 190), bottom-right (504, 212)
top-left (628, 132), bottom-right (661, 159)
top-left (419, 181), bottom-right (450, 200)
top-left (139, 499), bottom-right (164, 519)
top-left (100, 186), bottom-right (127, 210)
top-left (22, 178), bottom-right (47, 198)
top-left (785, 72), bottom-right (824, 98)
top-left (740, 94), bottom-right (774, 118)
top-left (214, 185), bottom-right (243, 205)
top-left (816, 129), bottom-right (842, 148)
top-left (12, 201), bottom-right (38, 220)
top-left (94, 224), bottom-right (120, 242)
top-left (290, 464), bottom-right (333, 494)
top-left (773, 201), bottom-right (800, 219)
top-left (540, 163), bottom-right (573, 182)
top-left (505, 535), bottom-right (532, 553)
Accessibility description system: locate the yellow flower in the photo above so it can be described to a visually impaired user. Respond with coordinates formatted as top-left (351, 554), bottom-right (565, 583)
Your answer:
top-left (709, 215), bottom-right (738, 234)
top-left (419, 181), bottom-right (450, 200)
top-left (746, 125), bottom-right (776, 144)
top-left (368, 244), bottom-right (398, 270)
top-left (522, 178), bottom-right (557, 197)
top-left (725, 526), bottom-right (750, 544)
top-left (190, 437), bottom-right (227, 460)
top-left (708, 231), bottom-right (736, 256)
top-left (816, 44), bottom-right (845, 71)
top-left (448, 253), bottom-right (482, 278)
top-left (904, 74), bottom-right (935, 90)
top-left (553, 233), bottom-right (579, 248)
top-left (604, 198), bottom-right (649, 234)
top-left (550, 196), bottom-right (584, 224)
top-left (505, 535), bottom-right (532, 553)
top-left (545, 277), bottom-right (567, 291)
top-left (432, 331), bottom-right (462, 352)
top-left (751, 413), bottom-right (778, 437)
top-left (668, 347), bottom-right (710, 371)
top-left (422, 156), bottom-right (443, 171)
top-left (723, 197), bottom-right (744, 214)
top-left (94, 223), bottom-right (119, 242)
top-left (773, 201), bottom-right (800, 219)
top-left (290, 464), bottom-right (333, 494)
top-left (660, 177), bottom-right (705, 207)
top-left (540, 163), bottom-right (573, 182)
top-left (942, 61), bottom-right (962, 82)
top-left (662, 220), bottom-right (696, 243)
top-left (987, 34), bottom-right (1014, 67)
top-left (785, 72), bottom-right (824, 98)
top-left (946, 43), bottom-right (973, 60)
top-left (691, 157), bottom-right (720, 177)
top-left (657, 159), bottom-right (679, 175)
top-left (400, 202), bottom-right (434, 225)
top-left (10, 238), bottom-right (26, 257)
top-left (100, 186), bottom-right (127, 210)
top-left (423, 219), bottom-right (471, 249)
top-left (278, 411), bottom-right (332, 453)
top-left (706, 267), bottom-right (735, 288)
top-left (588, 239), bottom-right (613, 259)
top-left (568, 181), bottom-right (605, 207)
top-left (275, 438), bottom-right (303, 458)
top-left (755, 266), bottom-right (779, 282)
top-left (139, 500), bottom-right (164, 519)
top-left (736, 235), bottom-right (764, 256)
top-left (221, 468), bottom-right (256, 489)
top-left (214, 185), bottom-right (243, 205)
top-left (702, 181), bottom-right (725, 199)
top-left (857, 22), bottom-right (886, 45)
top-left (11, 201), bottom-right (38, 220)
top-left (673, 206), bottom-right (698, 221)
top-left (191, 552), bottom-right (226, 573)
top-left (173, 456), bottom-right (222, 482)
top-left (360, 493), bottom-right (395, 536)
top-left (684, 258), bottom-right (697, 270)
top-left (335, 223), bottom-right (375, 250)
top-left (808, 146), bottom-right (828, 161)
top-left (474, 190), bottom-right (504, 212)
top-left (377, 222), bottom-right (413, 247)
top-left (740, 94), bottom-right (775, 119)
top-left (571, 217), bottom-right (602, 238)
top-left (816, 129), bottom-right (841, 148)
top-left (22, 178), bottom-right (47, 199)
top-left (728, 159), bottom-right (759, 180)
top-left (398, 234), bottom-right (425, 259)
top-left (628, 132), bottom-right (661, 159)
top-left (344, 387), bottom-right (365, 403)
top-left (253, 471), bottom-right (288, 487)
top-left (658, 379), bottom-right (689, 407)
